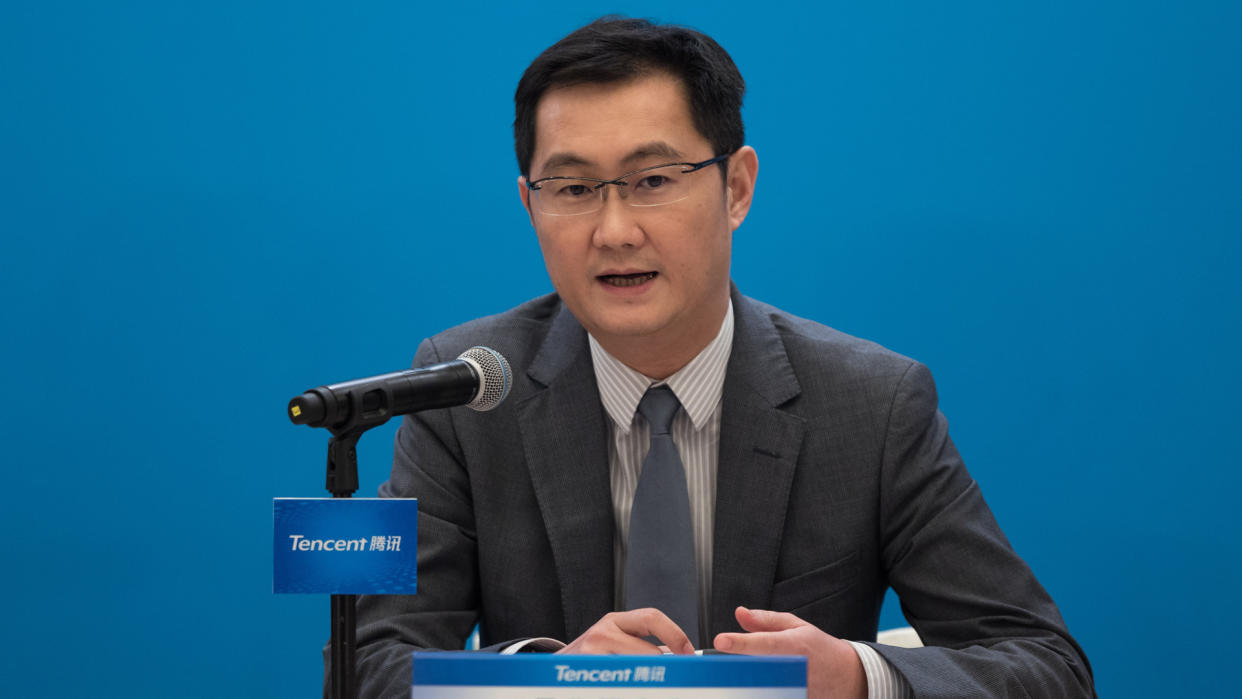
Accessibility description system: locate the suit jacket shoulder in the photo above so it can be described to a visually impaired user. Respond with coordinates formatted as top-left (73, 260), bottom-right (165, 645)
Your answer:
top-left (735, 294), bottom-right (922, 397)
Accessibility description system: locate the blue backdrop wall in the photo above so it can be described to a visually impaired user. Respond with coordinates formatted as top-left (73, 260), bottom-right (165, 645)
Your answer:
top-left (2, 1), bottom-right (1239, 696)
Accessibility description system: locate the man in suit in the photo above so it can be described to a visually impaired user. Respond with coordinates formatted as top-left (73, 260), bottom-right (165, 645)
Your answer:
top-left (346, 16), bottom-right (1094, 698)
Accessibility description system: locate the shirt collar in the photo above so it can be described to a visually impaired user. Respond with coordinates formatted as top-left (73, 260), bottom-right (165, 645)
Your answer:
top-left (588, 300), bottom-right (734, 434)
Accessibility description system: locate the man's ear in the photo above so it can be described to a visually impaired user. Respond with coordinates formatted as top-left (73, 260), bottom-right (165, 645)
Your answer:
top-left (517, 175), bottom-right (535, 227)
top-left (725, 146), bottom-right (758, 232)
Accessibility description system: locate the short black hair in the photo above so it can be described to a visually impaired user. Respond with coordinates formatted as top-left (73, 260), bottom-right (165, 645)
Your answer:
top-left (514, 16), bottom-right (746, 179)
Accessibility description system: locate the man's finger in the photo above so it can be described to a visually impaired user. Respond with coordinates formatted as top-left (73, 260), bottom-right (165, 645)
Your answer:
top-left (733, 606), bottom-right (806, 633)
top-left (559, 612), bottom-right (669, 655)
top-left (594, 632), bottom-right (665, 655)
top-left (610, 609), bottom-right (695, 654)
top-left (714, 629), bottom-right (797, 655)
top-left (559, 631), bottom-right (662, 655)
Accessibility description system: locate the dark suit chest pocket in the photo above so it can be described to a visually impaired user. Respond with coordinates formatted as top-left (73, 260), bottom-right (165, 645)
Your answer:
top-left (770, 551), bottom-right (860, 614)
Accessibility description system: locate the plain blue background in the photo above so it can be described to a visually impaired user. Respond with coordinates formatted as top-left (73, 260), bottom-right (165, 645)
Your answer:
top-left (2, 1), bottom-right (1239, 696)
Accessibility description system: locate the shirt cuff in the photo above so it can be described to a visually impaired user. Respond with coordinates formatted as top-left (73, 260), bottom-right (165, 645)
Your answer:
top-left (501, 637), bottom-right (567, 654)
top-left (848, 641), bottom-right (913, 699)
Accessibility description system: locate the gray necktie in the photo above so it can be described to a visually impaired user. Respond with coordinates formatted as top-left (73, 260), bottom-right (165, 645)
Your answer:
top-left (624, 385), bottom-right (700, 648)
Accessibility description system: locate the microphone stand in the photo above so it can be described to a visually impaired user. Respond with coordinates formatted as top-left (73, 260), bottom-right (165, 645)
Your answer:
top-left (316, 399), bottom-right (393, 699)
top-left (290, 352), bottom-right (503, 698)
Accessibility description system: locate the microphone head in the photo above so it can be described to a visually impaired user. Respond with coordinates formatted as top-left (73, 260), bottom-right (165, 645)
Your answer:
top-left (457, 346), bottom-right (512, 411)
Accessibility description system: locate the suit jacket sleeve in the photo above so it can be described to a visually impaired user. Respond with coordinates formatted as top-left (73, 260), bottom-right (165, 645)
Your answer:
top-left (869, 361), bottom-right (1094, 697)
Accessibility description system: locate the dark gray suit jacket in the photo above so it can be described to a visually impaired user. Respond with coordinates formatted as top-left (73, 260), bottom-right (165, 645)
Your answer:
top-left (346, 289), bottom-right (1094, 698)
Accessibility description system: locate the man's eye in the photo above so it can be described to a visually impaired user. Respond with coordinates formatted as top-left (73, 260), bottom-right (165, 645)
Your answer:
top-left (557, 183), bottom-right (592, 197)
top-left (637, 175), bottom-right (670, 190)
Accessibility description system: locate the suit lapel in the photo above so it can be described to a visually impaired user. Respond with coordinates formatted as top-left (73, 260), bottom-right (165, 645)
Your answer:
top-left (517, 304), bottom-right (615, 639)
top-left (711, 292), bottom-right (806, 636)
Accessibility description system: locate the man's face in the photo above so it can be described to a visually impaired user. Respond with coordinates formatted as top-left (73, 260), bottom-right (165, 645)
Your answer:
top-left (519, 73), bottom-right (756, 362)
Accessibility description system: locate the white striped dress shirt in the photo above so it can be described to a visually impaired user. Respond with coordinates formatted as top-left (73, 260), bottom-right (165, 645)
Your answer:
top-left (585, 299), bottom-right (912, 698)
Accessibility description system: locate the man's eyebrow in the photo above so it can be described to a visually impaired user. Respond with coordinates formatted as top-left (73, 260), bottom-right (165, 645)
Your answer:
top-left (536, 142), bottom-right (687, 176)
top-left (621, 142), bottom-right (685, 165)
top-left (538, 152), bottom-right (595, 174)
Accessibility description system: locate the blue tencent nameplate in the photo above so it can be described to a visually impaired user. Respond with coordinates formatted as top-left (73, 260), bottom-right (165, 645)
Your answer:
top-left (410, 652), bottom-right (806, 698)
top-left (273, 497), bottom-right (417, 594)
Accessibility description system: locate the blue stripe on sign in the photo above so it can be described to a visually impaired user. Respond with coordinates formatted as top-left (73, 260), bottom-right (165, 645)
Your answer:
top-left (411, 653), bottom-right (806, 688)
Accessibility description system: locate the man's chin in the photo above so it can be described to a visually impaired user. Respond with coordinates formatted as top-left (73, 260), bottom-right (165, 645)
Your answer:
top-left (589, 318), bottom-right (667, 342)
top-left (581, 309), bottom-right (672, 345)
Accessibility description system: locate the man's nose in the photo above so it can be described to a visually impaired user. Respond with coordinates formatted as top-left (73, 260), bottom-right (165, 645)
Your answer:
top-left (592, 185), bottom-right (645, 249)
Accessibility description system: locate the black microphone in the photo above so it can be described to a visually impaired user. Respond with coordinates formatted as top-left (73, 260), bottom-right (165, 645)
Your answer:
top-left (288, 346), bottom-right (512, 430)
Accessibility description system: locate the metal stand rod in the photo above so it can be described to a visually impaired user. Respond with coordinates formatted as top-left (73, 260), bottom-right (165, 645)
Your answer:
top-left (327, 434), bottom-right (361, 699)
top-left (330, 593), bottom-right (357, 699)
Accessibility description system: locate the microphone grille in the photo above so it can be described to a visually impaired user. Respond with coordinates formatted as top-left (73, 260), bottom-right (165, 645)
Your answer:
top-left (458, 346), bottom-right (512, 412)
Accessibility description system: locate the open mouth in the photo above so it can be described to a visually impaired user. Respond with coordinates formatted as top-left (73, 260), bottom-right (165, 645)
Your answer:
top-left (599, 272), bottom-right (657, 287)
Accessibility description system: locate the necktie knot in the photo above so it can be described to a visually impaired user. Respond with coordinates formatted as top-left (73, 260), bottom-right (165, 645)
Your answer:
top-left (638, 385), bottom-right (680, 435)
